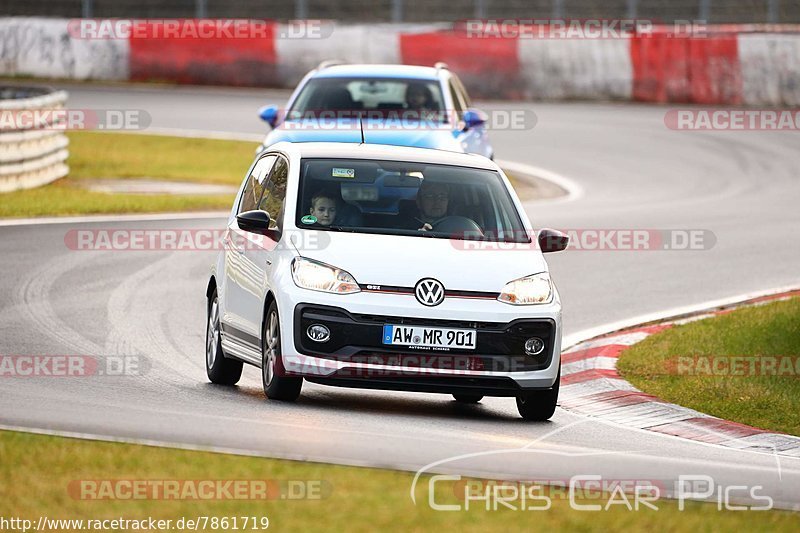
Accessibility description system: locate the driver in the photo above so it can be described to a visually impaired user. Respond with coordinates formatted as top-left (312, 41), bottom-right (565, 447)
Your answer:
top-left (415, 181), bottom-right (449, 231)
top-left (404, 82), bottom-right (438, 121)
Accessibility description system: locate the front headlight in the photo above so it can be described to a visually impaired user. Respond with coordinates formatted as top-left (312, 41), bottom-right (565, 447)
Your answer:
top-left (498, 272), bottom-right (553, 305)
top-left (291, 257), bottom-right (360, 294)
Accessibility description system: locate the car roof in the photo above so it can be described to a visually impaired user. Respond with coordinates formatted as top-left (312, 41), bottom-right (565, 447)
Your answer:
top-left (311, 64), bottom-right (442, 81)
top-left (268, 142), bottom-right (496, 170)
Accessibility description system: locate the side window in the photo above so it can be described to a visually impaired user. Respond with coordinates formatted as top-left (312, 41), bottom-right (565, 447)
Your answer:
top-left (448, 80), bottom-right (465, 120)
top-left (259, 156), bottom-right (289, 229)
top-left (238, 155), bottom-right (276, 214)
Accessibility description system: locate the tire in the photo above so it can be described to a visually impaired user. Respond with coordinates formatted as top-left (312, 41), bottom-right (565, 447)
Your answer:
top-left (206, 289), bottom-right (243, 385)
top-left (453, 394), bottom-right (483, 403)
top-left (262, 301), bottom-right (302, 401)
top-left (516, 369), bottom-right (559, 421)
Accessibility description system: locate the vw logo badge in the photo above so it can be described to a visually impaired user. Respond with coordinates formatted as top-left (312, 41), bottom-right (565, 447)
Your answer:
top-left (307, 324), bottom-right (330, 343)
top-left (415, 278), bottom-right (445, 307)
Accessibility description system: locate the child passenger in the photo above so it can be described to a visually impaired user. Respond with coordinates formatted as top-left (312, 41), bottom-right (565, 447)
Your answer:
top-left (309, 191), bottom-right (338, 226)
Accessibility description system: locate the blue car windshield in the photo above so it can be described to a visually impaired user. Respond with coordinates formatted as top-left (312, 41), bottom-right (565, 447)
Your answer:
top-left (288, 78), bottom-right (448, 123)
top-left (296, 158), bottom-right (530, 243)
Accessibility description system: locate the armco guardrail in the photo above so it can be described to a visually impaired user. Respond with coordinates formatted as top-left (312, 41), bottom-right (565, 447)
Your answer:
top-left (0, 87), bottom-right (69, 193)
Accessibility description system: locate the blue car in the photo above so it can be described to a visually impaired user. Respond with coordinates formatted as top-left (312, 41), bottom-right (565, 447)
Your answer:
top-left (257, 62), bottom-right (493, 159)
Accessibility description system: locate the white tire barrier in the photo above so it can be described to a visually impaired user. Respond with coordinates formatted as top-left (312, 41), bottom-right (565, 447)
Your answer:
top-left (0, 87), bottom-right (69, 193)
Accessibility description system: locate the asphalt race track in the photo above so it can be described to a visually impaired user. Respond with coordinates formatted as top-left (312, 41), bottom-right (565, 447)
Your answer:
top-left (1, 84), bottom-right (799, 508)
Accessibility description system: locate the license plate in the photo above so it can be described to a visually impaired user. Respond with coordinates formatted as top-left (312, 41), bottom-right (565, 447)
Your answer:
top-left (382, 324), bottom-right (476, 350)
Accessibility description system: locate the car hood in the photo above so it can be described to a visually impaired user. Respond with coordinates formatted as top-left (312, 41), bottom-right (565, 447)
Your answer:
top-left (293, 231), bottom-right (546, 293)
top-left (264, 119), bottom-right (465, 152)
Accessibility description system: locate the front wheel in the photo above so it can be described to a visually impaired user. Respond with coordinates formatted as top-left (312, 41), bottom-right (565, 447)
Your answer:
top-left (206, 290), bottom-right (243, 385)
top-left (516, 370), bottom-right (559, 421)
top-left (262, 301), bottom-right (302, 401)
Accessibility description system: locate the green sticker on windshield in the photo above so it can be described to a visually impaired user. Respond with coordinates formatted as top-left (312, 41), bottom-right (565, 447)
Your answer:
top-left (332, 168), bottom-right (355, 178)
top-left (301, 215), bottom-right (317, 224)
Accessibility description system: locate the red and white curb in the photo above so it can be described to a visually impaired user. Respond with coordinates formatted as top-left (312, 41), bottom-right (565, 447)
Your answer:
top-left (559, 289), bottom-right (800, 458)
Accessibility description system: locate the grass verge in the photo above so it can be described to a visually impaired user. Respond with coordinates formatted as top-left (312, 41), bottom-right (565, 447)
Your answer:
top-left (0, 180), bottom-right (233, 218)
top-left (618, 297), bottom-right (800, 436)
top-left (1, 430), bottom-right (798, 531)
top-left (0, 132), bottom-right (255, 218)
top-left (66, 131), bottom-right (256, 185)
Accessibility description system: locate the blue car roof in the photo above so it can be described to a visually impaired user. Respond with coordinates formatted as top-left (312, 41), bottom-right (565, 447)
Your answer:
top-left (311, 64), bottom-right (441, 81)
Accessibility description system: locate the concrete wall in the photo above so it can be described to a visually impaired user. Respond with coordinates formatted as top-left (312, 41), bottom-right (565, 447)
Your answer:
top-left (1, 18), bottom-right (799, 106)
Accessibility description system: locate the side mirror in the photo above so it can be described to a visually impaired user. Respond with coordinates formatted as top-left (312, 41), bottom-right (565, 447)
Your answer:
top-left (462, 108), bottom-right (488, 131)
top-left (258, 105), bottom-right (279, 128)
top-left (236, 210), bottom-right (272, 235)
top-left (538, 228), bottom-right (569, 253)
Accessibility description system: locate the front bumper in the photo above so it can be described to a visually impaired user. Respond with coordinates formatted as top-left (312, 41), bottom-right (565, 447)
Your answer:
top-left (295, 304), bottom-right (555, 370)
top-left (276, 287), bottom-right (562, 394)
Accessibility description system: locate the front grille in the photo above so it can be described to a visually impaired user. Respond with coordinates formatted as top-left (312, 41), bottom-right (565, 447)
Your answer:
top-left (351, 312), bottom-right (501, 330)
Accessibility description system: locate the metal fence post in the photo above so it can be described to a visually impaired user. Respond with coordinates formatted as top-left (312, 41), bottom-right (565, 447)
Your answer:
top-left (195, 0), bottom-right (207, 19)
top-left (295, 0), bottom-right (308, 19)
top-left (767, 0), bottom-right (779, 23)
top-left (392, 0), bottom-right (403, 23)
top-left (474, 0), bottom-right (487, 19)
top-left (699, 0), bottom-right (711, 22)
top-left (81, 0), bottom-right (93, 18)
top-left (626, 0), bottom-right (638, 20)
top-left (552, 0), bottom-right (564, 20)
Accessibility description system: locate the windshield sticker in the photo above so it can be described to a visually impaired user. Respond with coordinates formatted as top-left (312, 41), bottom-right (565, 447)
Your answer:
top-left (301, 215), bottom-right (318, 224)
top-left (332, 168), bottom-right (356, 178)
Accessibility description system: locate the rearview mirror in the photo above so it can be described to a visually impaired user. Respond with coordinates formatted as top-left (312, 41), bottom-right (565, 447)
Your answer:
top-left (258, 105), bottom-right (279, 128)
top-left (462, 108), bottom-right (488, 131)
top-left (538, 228), bottom-right (569, 253)
top-left (236, 210), bottom-right (272, 235)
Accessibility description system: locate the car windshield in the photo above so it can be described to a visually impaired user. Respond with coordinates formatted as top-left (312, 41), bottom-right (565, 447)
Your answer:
top-left (288, 77), bottom-right (448, 123)
top-left (296, 158), bottom-right (529, 242)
